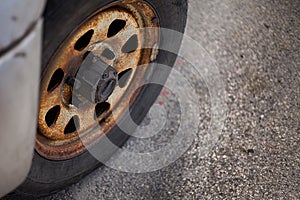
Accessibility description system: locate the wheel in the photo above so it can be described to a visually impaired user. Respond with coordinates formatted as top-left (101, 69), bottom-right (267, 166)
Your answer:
top-left (16, 0), bottom-right (187, 197)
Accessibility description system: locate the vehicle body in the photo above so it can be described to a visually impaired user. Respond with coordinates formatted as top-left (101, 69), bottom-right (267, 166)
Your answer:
top-left (0, 0), bottom-right (45, 197)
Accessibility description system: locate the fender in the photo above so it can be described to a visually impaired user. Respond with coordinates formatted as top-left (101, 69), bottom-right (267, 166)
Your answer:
top-left (0, 0), bottom-right (45, 197)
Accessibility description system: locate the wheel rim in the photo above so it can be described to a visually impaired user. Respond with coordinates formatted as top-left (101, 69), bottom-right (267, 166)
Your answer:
top-left (36, 0), bottom-right (160, 160)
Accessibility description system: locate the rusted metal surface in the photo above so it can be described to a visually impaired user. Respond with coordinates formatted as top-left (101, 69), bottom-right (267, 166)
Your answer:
top-left (36, 0), bottom-right (159, 160)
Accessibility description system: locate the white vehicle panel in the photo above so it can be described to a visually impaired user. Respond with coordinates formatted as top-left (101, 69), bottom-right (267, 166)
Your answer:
top-left (0, 0), bottom-right (45, 197)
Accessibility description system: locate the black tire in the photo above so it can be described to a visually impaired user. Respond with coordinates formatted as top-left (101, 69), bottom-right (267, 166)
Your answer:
top-left (15, 0), bottom-right (187, 197)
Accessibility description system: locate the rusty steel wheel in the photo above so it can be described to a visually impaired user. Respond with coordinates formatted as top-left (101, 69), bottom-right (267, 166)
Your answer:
top-left (16, 0), bottom-right (187, 197)
top-left (37, 0), bottom-right (160, 161)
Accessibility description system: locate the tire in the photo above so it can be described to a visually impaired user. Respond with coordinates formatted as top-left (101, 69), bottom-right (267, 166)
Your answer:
top-left (15, 0), bottom-right (187, 197)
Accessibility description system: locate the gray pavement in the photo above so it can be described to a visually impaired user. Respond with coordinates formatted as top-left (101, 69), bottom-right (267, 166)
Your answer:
top-left (45, 0), bottom-right (299, 199)
top-left (14, 0), bottom-right (300, 199)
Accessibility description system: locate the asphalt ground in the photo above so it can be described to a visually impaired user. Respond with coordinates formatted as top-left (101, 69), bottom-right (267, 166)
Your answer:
top-left (4, 0), bottom-right (300, 199)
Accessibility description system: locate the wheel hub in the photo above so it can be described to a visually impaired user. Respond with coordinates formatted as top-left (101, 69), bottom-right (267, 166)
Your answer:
top-left (68, 52), bottom-right (118, 106)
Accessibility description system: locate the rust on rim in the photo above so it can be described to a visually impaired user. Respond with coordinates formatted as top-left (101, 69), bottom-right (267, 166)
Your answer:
top-left (36, 0), bottom-right (160, 160)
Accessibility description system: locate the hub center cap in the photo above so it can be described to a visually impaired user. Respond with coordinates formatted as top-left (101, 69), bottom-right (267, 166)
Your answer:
top-left (72, 52), bottom-right (118, 105)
